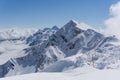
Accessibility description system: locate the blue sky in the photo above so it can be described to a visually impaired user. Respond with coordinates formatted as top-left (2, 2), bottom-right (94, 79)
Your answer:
top-left (0, 0), bottom-right (119, 28)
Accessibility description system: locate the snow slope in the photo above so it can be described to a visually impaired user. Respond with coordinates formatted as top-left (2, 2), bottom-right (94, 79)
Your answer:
top-left (0, 68), bottom-right (120, 80)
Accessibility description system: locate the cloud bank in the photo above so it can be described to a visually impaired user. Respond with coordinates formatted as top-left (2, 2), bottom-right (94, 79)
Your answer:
top-left (105, 1), bottom-right (120, 39)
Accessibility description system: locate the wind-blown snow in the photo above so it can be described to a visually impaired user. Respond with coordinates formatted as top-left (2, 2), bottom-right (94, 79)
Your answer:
top-left (68, 20), bottom-right (92, 30)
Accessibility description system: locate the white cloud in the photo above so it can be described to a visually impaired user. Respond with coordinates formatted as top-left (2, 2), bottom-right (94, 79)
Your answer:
top-left (105, 1), bottom-right (120, 39)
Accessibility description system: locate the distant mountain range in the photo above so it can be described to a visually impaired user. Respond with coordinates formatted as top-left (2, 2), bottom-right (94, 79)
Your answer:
top-left (0, 20), bottom-right (120, 78)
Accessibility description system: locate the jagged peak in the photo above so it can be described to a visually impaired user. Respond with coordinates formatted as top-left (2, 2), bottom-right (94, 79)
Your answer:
top-left (69, 19), bottom-right (78, 24)
top-left (65, 20), bottom-right (78, 26)
top-left (64, 20), bottom-right (91, 30)
top-left (52, 25), bottom-right (59, 30)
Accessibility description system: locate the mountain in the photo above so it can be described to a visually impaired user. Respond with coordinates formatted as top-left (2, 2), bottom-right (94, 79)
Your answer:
top-left (0, 26), bottom-right (59, 77)
top-left (0, 20), bottom-right (120, 78)
top-left (26, 26), bottom-right (59, 46)
top-left (42, 20), bottom-right (119, 71)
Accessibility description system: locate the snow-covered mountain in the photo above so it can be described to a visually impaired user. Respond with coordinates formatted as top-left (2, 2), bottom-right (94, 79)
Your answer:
top-left (26, 26), bottom-right (59, 46)
top-left (0, 26), bottom-right (59, 77)
top-left (0, 20), bottom-right (120, 78)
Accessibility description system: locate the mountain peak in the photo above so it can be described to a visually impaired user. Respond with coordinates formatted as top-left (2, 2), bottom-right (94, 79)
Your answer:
top-left (64, 20), bottom-right (91, 30)
top-left (52, 25), bottom-right (59, 30)
top-left (66, 20), bottom-right (79, 27)
top-left (69, 20), bottom-right (78, 24)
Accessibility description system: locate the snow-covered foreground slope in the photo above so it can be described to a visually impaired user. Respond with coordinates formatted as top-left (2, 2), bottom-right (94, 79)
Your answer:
top-left (0, 68), bottom-right (120, 80)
